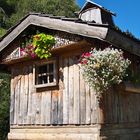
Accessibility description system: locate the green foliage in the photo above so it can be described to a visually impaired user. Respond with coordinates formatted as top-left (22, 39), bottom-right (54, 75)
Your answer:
top-left (20, 33), bottom-right (55, 59)
top-left (33, 33), bottom-right (55, 59)
top-left (0, 73), bottom-right (10, 140)
top-left (3, 0), bottom-right (80, 28)
top-left (0, 7), bottom-right (6, 27)
top-left (0, 0), bottom-right (15, 16)
top-left (0, 28), bottom-right (6, 37)
top-left (0, 0), bottom-right (16, 28)
top-left (0, 0), bottom-right (79, 36)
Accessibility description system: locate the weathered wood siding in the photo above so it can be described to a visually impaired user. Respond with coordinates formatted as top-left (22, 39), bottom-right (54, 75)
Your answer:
top-left (80, 8), bottom-right (102, 23)
top-left (100, 87), bottom-right (140, 124)
top-left (10, 54), bottom-right (99, 126)
top-left (10, 52), bottom-right (140, 127)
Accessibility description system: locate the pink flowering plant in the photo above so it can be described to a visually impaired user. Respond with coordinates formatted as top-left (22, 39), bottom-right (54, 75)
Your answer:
top-left (20, 44), bottom-right (36, 58)
top-left (20, 33), bottom-right (55, 59)
top-left (80, 48), bottom-right (131, 95)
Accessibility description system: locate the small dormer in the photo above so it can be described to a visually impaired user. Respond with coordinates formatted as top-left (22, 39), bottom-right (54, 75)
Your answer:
top-left (78, 0), bottom-right (115, 26)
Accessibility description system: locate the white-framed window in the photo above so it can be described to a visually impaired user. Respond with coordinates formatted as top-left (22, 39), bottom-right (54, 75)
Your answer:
top-left (33, 60), bottom-right (57, 88)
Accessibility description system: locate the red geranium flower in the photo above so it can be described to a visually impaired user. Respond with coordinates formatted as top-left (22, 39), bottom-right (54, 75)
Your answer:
top-left (85, 52), bottom-right (91, 57)
top-left (83, 59), bottom-right (88, 64)
top-left (80, 59), bottom-right (88, 64)
top-left (81, 52), bottom-right (91, 58)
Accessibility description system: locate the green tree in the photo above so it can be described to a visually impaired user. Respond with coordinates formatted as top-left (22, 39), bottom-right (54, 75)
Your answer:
top-left (0, 7), bottom-right (6, 27)
top-left (5, 0), bottom-right (79, 28)
top-left (0, 73), bottom-right (10, 140)
top-left (0, 28), bottom-right (6, 37)
top-left (0, 0), bottom-right (79, 31)
top-left (0, 7), bottom-right (7, 37)
top-left (0, 0), bottom-right (16, 28)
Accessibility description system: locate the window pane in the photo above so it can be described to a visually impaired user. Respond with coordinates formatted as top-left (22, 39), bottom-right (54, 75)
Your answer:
top-left (42, 76), bottom-right (48, 84)
top-left (49, 75), bottom-right (54, 83)
top-left (38, 77), bottom-right (42, 84)
top-left (35, 61), bottom-right (56, 86)
top-left (38, 65), bottom-right (47, 74)
top-left (49, 63), bottom-right (54, 73)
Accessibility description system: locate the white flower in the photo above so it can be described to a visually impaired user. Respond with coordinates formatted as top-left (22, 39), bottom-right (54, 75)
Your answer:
top-left (81, 47), bottom-right (131, 94)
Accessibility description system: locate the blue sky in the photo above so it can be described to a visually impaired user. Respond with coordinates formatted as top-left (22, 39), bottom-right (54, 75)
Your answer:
top-left (76, 0), bottom-right (140, 39)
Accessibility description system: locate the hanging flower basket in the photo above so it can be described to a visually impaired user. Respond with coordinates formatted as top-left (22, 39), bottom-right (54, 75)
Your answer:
top-left (80, 47), bottom-right (131, 97)
top-left (20, 33), bottom-right (55, 59)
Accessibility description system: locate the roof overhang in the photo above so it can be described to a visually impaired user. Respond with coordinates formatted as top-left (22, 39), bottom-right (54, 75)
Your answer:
top-left (105, 28), bottom-right (140, 56)
top-left (0, 14), bottom-right (108, 52)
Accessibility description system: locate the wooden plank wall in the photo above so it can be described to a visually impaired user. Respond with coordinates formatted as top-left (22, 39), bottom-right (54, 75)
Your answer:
top-left (10, 54), bottom-right (140, 126)
top-left (10, 55), bottom-right (98, 126)
top-left (101, 87), bottom-right (140, 124)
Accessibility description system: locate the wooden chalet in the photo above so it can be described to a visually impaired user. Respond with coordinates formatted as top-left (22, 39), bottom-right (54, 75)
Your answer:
top-left (0, 1), bottom-right (140, 139)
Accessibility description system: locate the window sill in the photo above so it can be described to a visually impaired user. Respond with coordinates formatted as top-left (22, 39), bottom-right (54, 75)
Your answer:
top-left (34, 82), bottom-right (57, 89)
top-left (124, 82), bottom-right (140, 94)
